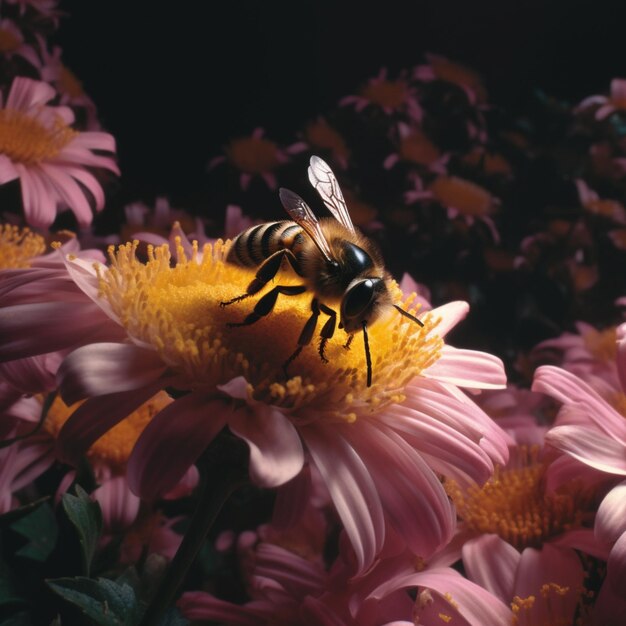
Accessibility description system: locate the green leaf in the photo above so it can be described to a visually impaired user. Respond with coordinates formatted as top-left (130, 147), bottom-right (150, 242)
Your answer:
top-left (61, 486), bottom-right (102, 576)
top-left (0, 559), bottom-right (25, 607)
top-left (47, 577), bottom-right (140, 626)
top-left (10, 503), bottom-right (58, 562)
top-left (0, 497), bottom-right (50, 529)
top-left (0, 612), bottom-right (32, 626)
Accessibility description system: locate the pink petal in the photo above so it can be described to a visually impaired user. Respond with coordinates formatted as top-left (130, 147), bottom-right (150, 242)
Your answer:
top-left (93, 475), bottom-right (140, 531)
top-left (462, 535), bottom-right (520, 603)
top-left (424, 346), bottom-right (506, 389)
top-left (0, 154), bottom-right (19, 184)
top-left (514, 545), bottom-right (583, 626)
top-left (38, 163), bottom-right (93, 225)
top-left (428, 301), bottom-right (469, 337)
top-left (607, 531), bottom-right (626, 595)
top-left (58, 343), bottom-right (167, 404)
top-left (302, 425), bottom-right (385, 574)
top-left (533, 365), bottom-right (626, 445)
top-left (596, 481), bottom-right (626, 543)
top-left (551, 528), bottom-right (611, 560)
top-left (271, 466), bottom-right (312, 530)
top-left (228, 404), bottom-right (304, 488)
top-left (7, 77), bottom-right (55, 109)
top-left (545, 425), bottom-right (626, 474)
top-left (127, 392), bottom-right (231, 500)
top-left (178, 592), bottom-right (265, 626)
top-left (19, 165), bottom-right (58, 228)
top-left (56, 383), bottom-right (164, 465)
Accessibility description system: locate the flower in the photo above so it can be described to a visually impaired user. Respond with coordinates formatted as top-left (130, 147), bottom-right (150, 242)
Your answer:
top-left (0, 19), bottom-right (41, 68)
top-left (301, 116), bottom-right (351, 169)
top-left (383, 122), bottom-right (448, 173)
top-left (208, 127), bottom-right (306, 191)
top-left (577, 78), bottom-right (626, 120)
top-left (0, 77), bottom-right (119, 228)
top-left (0, 228), bottom-right (509, 574)
top-left (575, 179), bottom-right (626, 224)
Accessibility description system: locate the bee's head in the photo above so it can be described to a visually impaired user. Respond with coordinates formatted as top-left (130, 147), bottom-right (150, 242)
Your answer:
top-left (340, 277), bottom-right (389, 333)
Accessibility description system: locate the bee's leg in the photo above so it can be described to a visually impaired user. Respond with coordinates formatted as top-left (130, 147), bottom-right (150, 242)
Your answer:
top-left (317, 303), bottom-right (337, 364)
top-left (343, 334), bottom-right (354, 351)
top-left (220, 250), bottom-right (302, 307)
top-left (226, 284), bottom-right (306, 327)
top-left (283, 298), bottom-right (321, 375)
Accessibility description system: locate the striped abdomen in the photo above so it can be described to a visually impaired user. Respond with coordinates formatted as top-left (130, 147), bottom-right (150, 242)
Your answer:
top-left (226, 221), bottom-right (304, 267)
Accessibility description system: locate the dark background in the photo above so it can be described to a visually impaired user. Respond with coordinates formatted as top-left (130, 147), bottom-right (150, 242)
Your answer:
top-left (56, 0), bottom-right (626, 209)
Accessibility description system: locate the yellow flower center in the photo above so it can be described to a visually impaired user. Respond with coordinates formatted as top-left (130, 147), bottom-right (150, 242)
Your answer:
top-left (446, 446), bottom-right (593, 549)
top-left (44, 392), bottom-right (172, 471)
top-left (581, 325), bottom-right (616, 364)
top-left (511, 583), bottom-right (579, 626)
top-left (226, 136), bottom-right (281, 173)
top-left (429, 57), bottom-right (487, 103)
top-left (0, 109), bottom-right (78, 165)
top-left (430, 176), bottom-right (494, 217)
top-left (304, 119), bottom-right (350, 162)
top-left (0, 224), bottom-right (46, 269)
top-left (97, 239), bottom-right (443, 421)
top-left (361, 79), bottom-right (409, 109)
top-left (0, 27), bottom-right (20, 52)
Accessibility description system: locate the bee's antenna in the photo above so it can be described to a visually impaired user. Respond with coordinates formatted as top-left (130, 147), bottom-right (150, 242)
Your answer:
top-left (362, 321), bottom-right (372, 387)
top-left (393, 304), bottom-right (424, 327)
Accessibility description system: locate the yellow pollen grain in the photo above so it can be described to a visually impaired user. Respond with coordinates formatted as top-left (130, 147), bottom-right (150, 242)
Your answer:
top-left (361, 79), bottom-right (409, 108)
top-left (0, 109), bottom-right (77, 164)
top-left (96, 240), bottom-right (443, 421)
top-left (0, 224), bottom-right (46, 269)
top-left (582, 325), bottom-right (617, 363)
top-left (446, 446), bottom-right (593, 550)
top-left (437, 614), bottom-right (452, 623)
top-left (44, 392), bottom-right (171, 470)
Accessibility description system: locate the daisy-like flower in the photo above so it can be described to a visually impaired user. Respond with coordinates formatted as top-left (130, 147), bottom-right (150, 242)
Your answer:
top-left (532, 350), bottom-right (626, 597)
top-left (383, 122), bottom-right (449, 173)
top-left (414, 53), bottom-right (488, 106)
top-left (0, 18), bottom-right (41, 68)
top-left (0, 77), bottom-right (119, 228)
top-left (340, 68), bottom-right (422, 122)
top-left (576, 78), bottom-right (626, 120)
top-left (0, 227), bottom-right (509, 573)
top-left (302, 116), bottom-right (351, 170)
top-left (207, 127), bottom-right (307, 191)
top-left (575, 179), bottom-right (626, 224)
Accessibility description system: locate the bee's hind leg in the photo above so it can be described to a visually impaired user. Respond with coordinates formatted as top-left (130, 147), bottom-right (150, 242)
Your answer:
top-left (220, 250), bottom-right (302, 307)
top-left (283, 298), bottom-right (321, 376)
top-left (227, 284), bottom-right (306, 328)
top-left (317, 304), bottom-right (336, 364)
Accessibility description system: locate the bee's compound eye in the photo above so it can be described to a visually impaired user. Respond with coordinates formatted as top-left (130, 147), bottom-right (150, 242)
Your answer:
top-left (342, 279), bottom-right (375, 320)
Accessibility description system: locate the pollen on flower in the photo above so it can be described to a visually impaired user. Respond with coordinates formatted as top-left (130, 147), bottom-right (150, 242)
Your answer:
top-left (581, 325), bottom-right (617, 363)
top-left (512, 584), bottom-right (579, 626)
top-left (445, 446), bottom-right (594, 549)
top-left (44, 392), bottom-right (172, 471)
top-left (0, 109), bottom-right (78, 164)
top-left (0, 224), bottom-right (46, 269)
top-left (96, 239), bottom-right (443, 421)
top-left (437, 614), bottom-right (452, 623)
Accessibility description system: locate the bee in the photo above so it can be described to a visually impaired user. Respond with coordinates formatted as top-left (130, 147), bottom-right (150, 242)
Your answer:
top-left (220, 155), bottom-right (423, 386)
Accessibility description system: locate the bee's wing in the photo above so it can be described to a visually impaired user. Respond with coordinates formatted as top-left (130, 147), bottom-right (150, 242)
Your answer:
top-left (308, 155), bottom-right (356, 234)
top-left (279, 188), bottom-right (334, 262)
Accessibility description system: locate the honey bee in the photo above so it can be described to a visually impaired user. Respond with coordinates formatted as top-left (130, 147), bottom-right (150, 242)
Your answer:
top-left (220, 155), bottom-right (423, 386)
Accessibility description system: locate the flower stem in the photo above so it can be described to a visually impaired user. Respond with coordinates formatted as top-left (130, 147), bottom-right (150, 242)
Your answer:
top-left (139, 431), bottom-right (248, 625)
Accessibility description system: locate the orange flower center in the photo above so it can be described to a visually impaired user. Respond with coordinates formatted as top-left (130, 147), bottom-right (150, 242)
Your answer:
top-left (0, 109), bottom-right (77, 164)
top-left (0, 224), bottom-right (46, 269)
top-left (430, 176), bottom-right (494, 217)
top-left (361, 79), bottom-right (409, 109)
top-left (398, 130), bottom-right (440, 165)
top-left (304, 119), bottom-right (349, 161)
top-left (581, 326), bottom-right (617, 364)
top-left (0, 27), bottom-right (20, 52)
top-left (226, 136), bottom-right (282, 173)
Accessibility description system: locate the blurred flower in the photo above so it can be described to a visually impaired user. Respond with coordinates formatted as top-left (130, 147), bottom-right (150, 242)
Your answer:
top-left (461, 146), bottom-right (513, 178)
top-left (0, 231), bottom-right (509, 574)
top-left (577, 78), bottom-right (626, 120)
top-left (0, 77), bottom-right (119, 228)
top-left (208, 127), bottom-right (306, 191)
top-left (302, 116), bottom-right (350, 169)
top-left (0, 18), bottom-right (41, 68)
top-left (383, 122), bottom-right (448, 173)
top-left (0, 223), bottom-right (45, 269)
top-left (5, 0), bottom-right (61, 23)
top-left (340, 68), bottom-right (422, 121)
top-left (576, 179), bottom-right (626, 224)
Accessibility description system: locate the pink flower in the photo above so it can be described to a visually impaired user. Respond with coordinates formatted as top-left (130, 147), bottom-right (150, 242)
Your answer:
top-left (575, 179), bottom-right (626, 224)
top-left (532, 356), bottom-right (626, 596)
top-left (0, 77), bottom-right (119, 228)
top-left (340, 68), bottom-right (422, 122)
top-left (208, 127), bottom-right (306, 191)
top-left (0, 230), bottom-right (509, 574)
top-left (383, 122), bottom-right (449, 173)
top-left (577, 78), bottom-right (626, 120)
top-left (0, 19), bottom-right (41, 68)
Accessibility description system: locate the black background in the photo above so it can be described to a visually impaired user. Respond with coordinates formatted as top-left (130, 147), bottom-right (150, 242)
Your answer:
top-left (56, 1), bottom-right (626, 209)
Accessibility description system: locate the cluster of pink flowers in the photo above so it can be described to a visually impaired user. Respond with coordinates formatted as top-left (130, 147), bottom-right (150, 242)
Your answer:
top-left (1, 3), bottom-right (626, 625)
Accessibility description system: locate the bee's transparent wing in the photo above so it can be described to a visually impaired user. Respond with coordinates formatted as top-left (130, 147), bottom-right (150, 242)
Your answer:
top-left (279, 188), bottom-right (334, 262)
top-left (308, 155), bottom-right (356, 233)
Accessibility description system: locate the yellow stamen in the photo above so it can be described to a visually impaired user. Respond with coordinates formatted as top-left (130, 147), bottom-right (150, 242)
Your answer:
top-left (0, 109), bottom-right (78, 164)
top-left (361, 79), bottom-right (409, 109)
top-left (581, 325), bottom-right (617, 364)
top-left (0, 224), bottom-right (46, 269)
top-left (44, 392), bottom-right (172, 471)
top-left (96, 239), bottom-right (442, 421)
top-left (446, 446), bottom-right (593, 549)
top-left (511, 584), bottom-right (578, 626)
top-left (226, 136), bottom-right (281, 173)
